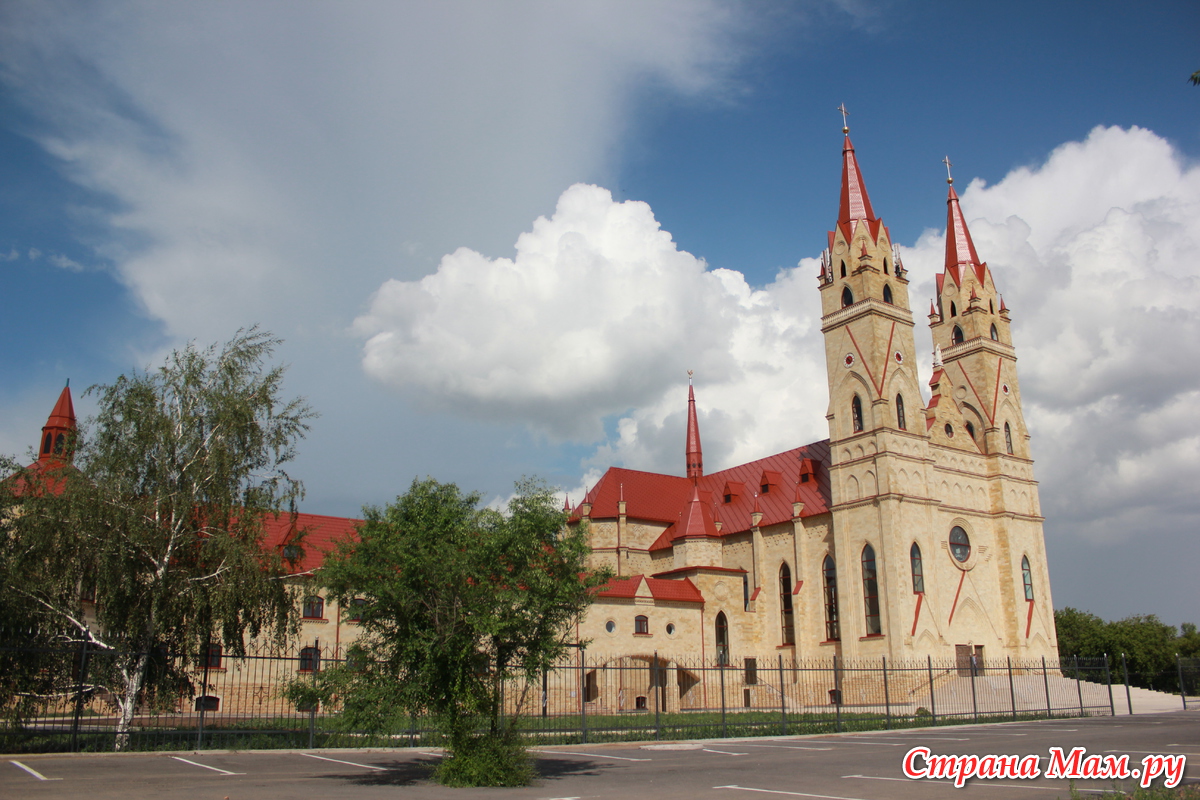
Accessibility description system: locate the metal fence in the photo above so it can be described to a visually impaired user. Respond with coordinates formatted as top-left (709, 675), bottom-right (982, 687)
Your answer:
top-left (1, 639), bottom-right (1193, 755)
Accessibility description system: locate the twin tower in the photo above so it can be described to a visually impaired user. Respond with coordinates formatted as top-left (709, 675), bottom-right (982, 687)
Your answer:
top-left (577, 121), bottom-right (1056, 665)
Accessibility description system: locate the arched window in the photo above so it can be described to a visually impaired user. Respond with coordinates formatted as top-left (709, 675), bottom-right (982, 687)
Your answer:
top-left (347, 597), bottom-right (367, 622)
top-left (965, 421), bottom-right (976, 440)
top-left (861, 544), bottom-right (881, 635)
top-left (990, 323), bottom-right (999, 340)
top-left (989, 299), bottom-right (995, 314)
top-left (952, 325), bottom-right (965, 344)
top-left (851, 395), bottom-right (864, 433)
top-left (54, 433), bottom-right (65, 455)
top-left (949, 527), bottom-right (971, 562)
top-left (634, 614), bottom-right (649, 635)
top-left (840, 261), bottom-right (847, 278)
top-left (1004, 422), bottom-right (1014, 455)
top-left (1022, 556), bottom-right (1034, 600)
top-left (822, 555), bottom-right (840, 641)
top-left (841, 286), bottom-right (854, 307)
top-left (910, 543), bottom-right (924, 593)
top-left (715, 611), bottom-right (729, 665)
top-left (202, 643), bottom-right (222, 669)
top-left (742, 573), bottom-right (751, 611)
top-left (883, 257), bottom-right (889, 275)
top-left (302, 596), bottom-right (324, 619)
top-left (896, 394), bottom-right (906, 431)
top-left (42, 433), bottom-right (53, 455)
top-left (883, 284), bottom-right (893, 304)
top-left (779, 563), bottom-right (795, 645)
top-left (950, 301), bottom-right (958, 317)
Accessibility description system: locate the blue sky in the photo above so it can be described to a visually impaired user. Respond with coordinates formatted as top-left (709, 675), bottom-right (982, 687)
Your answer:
top-left (2, 0), bottom-right (1198, 626)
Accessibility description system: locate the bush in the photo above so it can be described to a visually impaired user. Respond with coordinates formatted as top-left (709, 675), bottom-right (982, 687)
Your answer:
top-left (434, 731), bottom-right (534, 787)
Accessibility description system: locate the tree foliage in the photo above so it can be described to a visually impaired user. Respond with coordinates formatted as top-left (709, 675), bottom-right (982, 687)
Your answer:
top-left (1055, 607), bottom-right (1196, 692)
top-left (291, 477), bottom-right (605, 786)
top-left (0, 329), bottom-right (314, 747)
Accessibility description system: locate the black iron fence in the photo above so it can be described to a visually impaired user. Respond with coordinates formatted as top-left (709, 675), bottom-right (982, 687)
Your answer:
top-left (1, 638), bottom-right (1193, 755)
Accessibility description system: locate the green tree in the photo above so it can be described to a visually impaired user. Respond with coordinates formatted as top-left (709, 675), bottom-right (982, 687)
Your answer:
top-left (0, 329), bottom-right (314, 749)
top-left (295, 477), bottom-right (604, 786)
top-left (1054, 607), bottom-right (1108, 659)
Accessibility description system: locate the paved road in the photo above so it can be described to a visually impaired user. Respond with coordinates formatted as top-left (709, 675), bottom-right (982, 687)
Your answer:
top-left (4, 709), bottom-right (1198, 799)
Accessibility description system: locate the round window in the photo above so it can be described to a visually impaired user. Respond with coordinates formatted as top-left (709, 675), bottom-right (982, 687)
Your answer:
top-left (666, 623), bottom-right (676, 636)
top-left (605, 620), bottom-right (615, 633)
top-left (949, 526), bottom-right (971, 562)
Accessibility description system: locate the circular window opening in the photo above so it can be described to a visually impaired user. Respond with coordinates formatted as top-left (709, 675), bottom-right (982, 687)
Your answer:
top-left (666, 623), bottom-right (676, 636)
top-left (949, 526), bottom-right (971, 562)
top-left (605, 620), bottom-right (615, 633)
top-left (944, 423), bottom-right (954, 438)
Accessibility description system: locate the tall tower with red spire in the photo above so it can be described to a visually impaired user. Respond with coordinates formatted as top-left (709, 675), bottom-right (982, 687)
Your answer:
top-left (685, 371), bottom-right (703, 481)
top-left (37, 382), bottom-right (77, 464)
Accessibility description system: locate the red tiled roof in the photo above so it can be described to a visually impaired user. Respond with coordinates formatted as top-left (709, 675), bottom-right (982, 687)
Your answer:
top-left (595, 574), bottom-right (704, 604)
top-left (262, 511), bottom-right (362, 574)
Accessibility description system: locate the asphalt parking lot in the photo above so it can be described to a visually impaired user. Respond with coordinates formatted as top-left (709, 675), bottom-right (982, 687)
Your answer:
top-left (4, 709), bottom-right (1198, 800)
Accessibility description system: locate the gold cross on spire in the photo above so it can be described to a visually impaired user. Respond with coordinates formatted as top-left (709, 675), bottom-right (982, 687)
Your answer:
top-left (943, 155), bottom-right (954, 185)
top-left (837, 103), bottom-right (850, 133)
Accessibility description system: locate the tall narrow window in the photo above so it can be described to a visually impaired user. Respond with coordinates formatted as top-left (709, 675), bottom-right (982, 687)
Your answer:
top-left (896, 394), bottom-right (906, 431)
top-left (842, 286), bottom-right (854, 307)
top-left (779, 563), bottom-right (795, 645)
top-left (910, 543), bottom-right (924, 593)
top-left (715, 612), bottom-right (729, 665)
top-left (883, 258), bottom-right (890, 274)
top-left (634, 615), bottom-right (649, 635)
top-left (840, 261), bottom-right (846, 278)
top-left (1004, 422), bottom-right (1014, 455)
top-left (851, 395), bottom-right (864, 432)
top-left (952, 325), bottom-right (965, 344)
top-left (1022, 556), bottom-right (1034, 600)
top-left (990, 323), bottom-right (999, 340)
top-left (883, 284), bottom-right (893, 304)
top-left (742, 574), bottom-right (750, 611)
top-left (861, 544), bottom-right (881, 635)
top-left (950, 301), bottom-right (958, 317)
top-left (43, 433), bottom-right (53, 455)
top-left (53, 434), bottom-right (65, 455)
top-left (965, 421), bottom-right (976, 440)
top-left (822, 555), bottom-right (840, 641)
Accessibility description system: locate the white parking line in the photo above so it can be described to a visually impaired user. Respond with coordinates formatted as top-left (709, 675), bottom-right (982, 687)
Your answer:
top-left (704, 748), bottom-right (749, 756)
top-left (805, 740), bottom-right (902, 746)
top-left (715, 785), bottom-right (868, 800)
top-left (170, 756), bottom-right (245, 776)
top-left (739, 743), bottom-right (834, 751)
top-left (847, 735), bottom-right (970, 741)
top-left (11, 761), bottom-right (61, 781)
top-left (301, 753), bottom-right (390, 771)
top-left (843, 774), bottom-right (1057, 791)
top-left (532, 750), bottom-right (651, 762)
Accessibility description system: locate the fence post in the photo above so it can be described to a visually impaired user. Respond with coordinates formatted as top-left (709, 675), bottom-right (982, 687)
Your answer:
top-left (1103, 654), bottom-right (1115, 717)
top-left (1007, 656), bottom-right (1017, 720)
top-left (882, 656), bottom-right (891, 730)
top-left (1121, 652), bottom-right (1133, 715)
top-left (69, 638), bottom-right (91, 753)
top-left (308, 642), bottom-right (318, 749)
top-left (778, 654), bottom-right (787, 736)
top-left (196, 639), bottom-right (212, 751)
top-left (653, 651), bottom-right (661, 741)
top-left (1178, 654), bottom-right (1188, 710)
top-left (969, 656), bottom-right (979, 722)
top-left (1073, 655), bottom-right (1084, 717)
top-left (1041, 655), bottom-right (1052, 719)
top-left (927, 654), bottom-right (937, 726)
top-left (719, 657), bottom-right (727, 739)
top-left (542, 668), bottom-right (548, 718)
top-left (579, 652), bottom-right (587, 745)
top-left (834, 656), bottom-right (842, 733)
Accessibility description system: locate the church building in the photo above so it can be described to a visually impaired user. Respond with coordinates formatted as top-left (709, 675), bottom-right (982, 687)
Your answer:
top-left (574, 125), bottom-right (1058, 666)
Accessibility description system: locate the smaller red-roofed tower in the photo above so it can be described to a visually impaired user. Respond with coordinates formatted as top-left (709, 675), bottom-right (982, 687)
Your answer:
top-left (685, 372), bottom-right (703, 480)
top-left (38, 382), bottom-right (76, 463)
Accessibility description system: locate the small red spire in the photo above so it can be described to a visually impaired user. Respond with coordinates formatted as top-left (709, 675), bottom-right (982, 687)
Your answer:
top-left (929, 299), bottom-right (937, 316)
top-left (944, 185), bottom-right (984, 285)
top-left (999, 294), bottom-right (1008, 312)
top-left (678, 483), bottom-right (719, 539)
top-left (38, 382), bottom-right (76, 463)
top-left (563, 494), bottom-right (571, 512)
top-left (838, 135), bottom-right (877, 226)
top-left (685, 372), bottom-right (703, 480)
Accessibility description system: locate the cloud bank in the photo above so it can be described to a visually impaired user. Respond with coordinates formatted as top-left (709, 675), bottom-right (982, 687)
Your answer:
top-left (361, 126), bottom-right (1200, 545)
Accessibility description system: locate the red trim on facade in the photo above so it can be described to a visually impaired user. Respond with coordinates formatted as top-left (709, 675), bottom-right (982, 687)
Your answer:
top-left (990, 356), bottom-right (1004, 423)
top-left (947, 570), bottom-right (966, 625)
top-left (911, 591), bottom-right (924, 636)
top-left (793, 579), bottom-right (803, 595)
top-left (845, 326), bottom-right (879, 400)
top-left (1025, 598), bottom-right (1035, 639)
top-left (876, 321), bottom-right (897, 396)
top-left (956, 361), bottom-right (992, 425)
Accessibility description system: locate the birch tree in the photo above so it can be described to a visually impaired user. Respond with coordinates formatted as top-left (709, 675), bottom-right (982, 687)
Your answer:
top-left (0, 328), bottom-right (313, 749)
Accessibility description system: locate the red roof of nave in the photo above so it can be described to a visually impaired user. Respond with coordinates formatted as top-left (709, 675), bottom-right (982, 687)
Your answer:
top-left (595, 574), bottom-right (704, 604)
top-left (574, 439), bottom-right (831, 537)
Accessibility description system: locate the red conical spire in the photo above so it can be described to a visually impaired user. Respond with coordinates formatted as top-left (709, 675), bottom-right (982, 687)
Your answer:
top-left (678, 483), bottom-right (719, 540)
top-left (38, 382), bottom-right (76, 463)
top-left (685, 372), bottom-right (703, 480)
top-left (944, 183), bottom-right (985, 286)
top-left (838, 135), bottom-right (877, 226)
